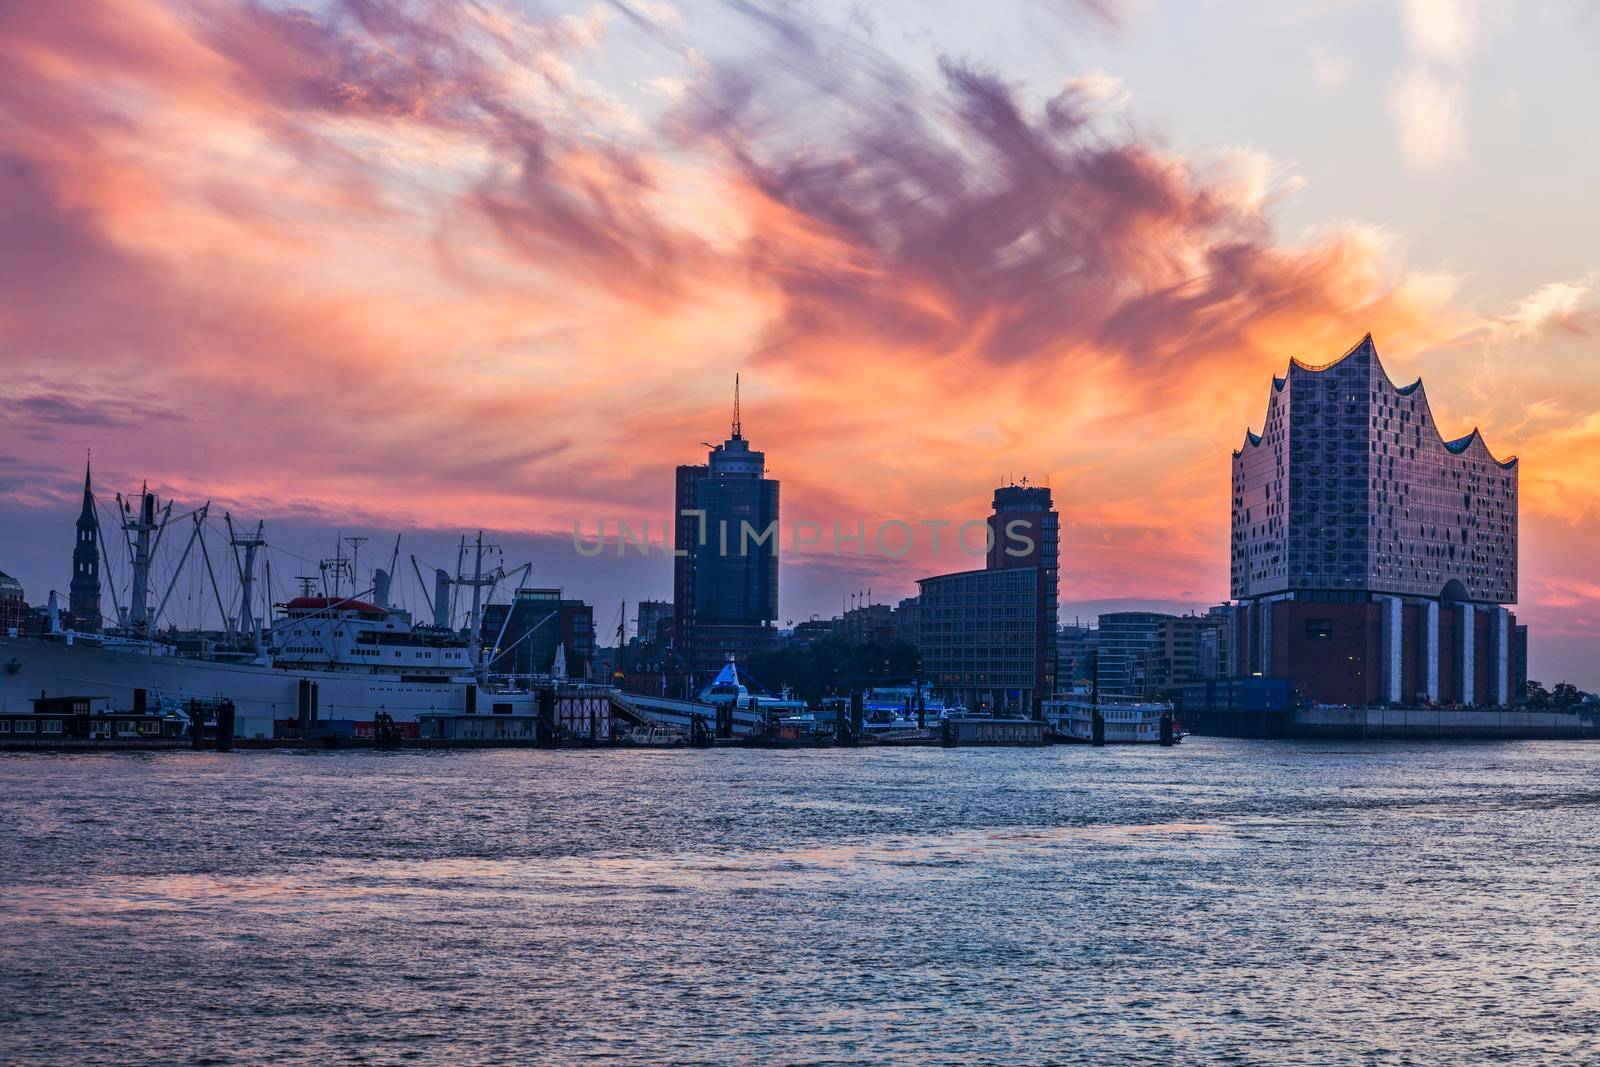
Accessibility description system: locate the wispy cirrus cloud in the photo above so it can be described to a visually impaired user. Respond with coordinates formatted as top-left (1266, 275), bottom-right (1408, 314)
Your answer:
top-left (1306, 44), bottom-right (1350, 92)
top-left (1386, 0), bottom-right (1498, 170)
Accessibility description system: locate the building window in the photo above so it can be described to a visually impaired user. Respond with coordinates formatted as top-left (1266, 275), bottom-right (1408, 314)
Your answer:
top-left (1305, 619), bottom-right (1334, 640)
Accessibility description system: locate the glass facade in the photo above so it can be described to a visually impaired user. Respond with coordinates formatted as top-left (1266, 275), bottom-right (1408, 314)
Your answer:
top-left (1095, 611), bottom-right (1170, 698)
top-left (1232, 335), bottom-right (1517, 605)
top-left (673, 430), bottom-right (780, 678)
top-left (917, 567), bottom-right (1043, 711)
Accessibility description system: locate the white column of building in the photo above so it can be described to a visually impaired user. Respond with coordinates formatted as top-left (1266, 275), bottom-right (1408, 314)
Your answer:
top-left (1259, 600), bottom-right (1272, 676)
top-left (1425, 600), bottom-right (1440, 703)
top-left (1496, 606), bottom-right (1510, 707)
top-left (1460, 603), bottom-right (1475, 705)
top-left (1384, 596), bottom-right (1403, 704)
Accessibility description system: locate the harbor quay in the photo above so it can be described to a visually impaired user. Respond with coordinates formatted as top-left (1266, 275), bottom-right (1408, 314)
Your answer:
top-left (0, 671), bottom-right (1131, 751)
top-left (1, 339), bottom-right (1594, 748)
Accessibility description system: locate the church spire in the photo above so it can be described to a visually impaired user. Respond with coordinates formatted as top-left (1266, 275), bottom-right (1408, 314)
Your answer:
top-left (69, 451), bottom-right (103, 630)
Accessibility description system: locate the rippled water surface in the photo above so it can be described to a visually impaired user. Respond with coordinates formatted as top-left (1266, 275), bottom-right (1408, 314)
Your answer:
top-left (4, 740), bottom-right (1600, 1064)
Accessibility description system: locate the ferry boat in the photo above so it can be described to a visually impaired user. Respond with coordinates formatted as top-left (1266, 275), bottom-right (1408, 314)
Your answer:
top-left (1041, 699), bottom-right (1181, 744)
top-left (614, 661), bottom-right (807, 740)
top-left (817, 685), bottom-right (960, 744)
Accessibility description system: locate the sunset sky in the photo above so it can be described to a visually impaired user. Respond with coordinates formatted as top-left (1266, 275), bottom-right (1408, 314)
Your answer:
top-left (2, 0), bottom-right (1597, 682)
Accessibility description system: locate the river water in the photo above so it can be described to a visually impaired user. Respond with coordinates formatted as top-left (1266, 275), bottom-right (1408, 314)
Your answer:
top-left (2, 740), bottom-right (1599, 1064)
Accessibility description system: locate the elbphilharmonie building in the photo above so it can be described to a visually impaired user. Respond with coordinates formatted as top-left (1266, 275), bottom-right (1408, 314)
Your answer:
top-left (1230, 335), bottom-right (1520, 706)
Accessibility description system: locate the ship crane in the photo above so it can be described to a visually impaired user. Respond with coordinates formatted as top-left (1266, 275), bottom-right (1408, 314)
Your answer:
top-left (151, 503), bottom-right (228, 637)
top-left (225, 514), bottom-right (267, 649)
top-left (116, 482), bottom-right (172, 634)
top-left (454, 531), bottom-right (511, 676)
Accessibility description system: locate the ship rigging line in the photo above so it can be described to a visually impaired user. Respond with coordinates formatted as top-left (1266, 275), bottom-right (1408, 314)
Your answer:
top-left (483, 610), bottom-right (557, 671)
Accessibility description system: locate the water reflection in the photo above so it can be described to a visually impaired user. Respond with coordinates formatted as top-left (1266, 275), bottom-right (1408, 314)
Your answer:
top-left (3, 741), bottom-right (1600, 1063)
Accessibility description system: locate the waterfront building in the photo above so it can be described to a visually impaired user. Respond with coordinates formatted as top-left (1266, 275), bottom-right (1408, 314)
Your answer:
top-left (634, 600), bottom-right (672, 645)
top-left (918, 484), bottom-right (1059, 713)
top-left (987, 483), bottom-right (1059, 695)
top-left (1056, 622), bottom-right (1097, 691)
top-left (1143, 614), bottom-right (1210, 692)
top-left (1231, 335), bottom-right (1519, 706)
top-left (1095, 611), bottom-right (1171, 697)
top-left (1136, 609), bottom-right (1237, 693)
top-left (1511, 624), bottom-right (1529, 703)
top-left (672, 380), bottom-right (780, 681)
top-left (1200, 603), bottom-right (1236, 678)
top-left (481, 588), bottom-right (595, 679)
top-left (834, 601), bottom-right (894, 645)
top-left (0, 572), bottom-right (25, 634)
top-left (68, 460), bottom-right (102, 632)
top-left (786, 619), bottom-right (834, 646)
top-left (892, 596), bottom-right (920, 648)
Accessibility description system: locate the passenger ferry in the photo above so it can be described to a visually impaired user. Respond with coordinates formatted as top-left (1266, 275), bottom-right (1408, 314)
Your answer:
top-left (1041, 699), bottom-right (1181, 744)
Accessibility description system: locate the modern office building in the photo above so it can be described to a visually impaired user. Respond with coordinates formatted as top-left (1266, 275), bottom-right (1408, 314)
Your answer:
top-left (1095, 611), bottom-right (1171, 697)
top-left (634, 600), bottom-right (672, 645)
top-left (1133, 611), bottom-right (1234, 694)
top-left (480, 588), bottom-right (595, 679)
top-left (919, 484), bottom-right (1059, 712)
top-left (1231, 334), bottom-right (1520, 705)
top-left (987, 483), bottom-right (1059, 696)
top-left (1198, 604), bottom-right (1235, 679)
top-left (0, 571), bottom-right (25, 634)
top-left (919, 566), bottom-right (1048, 713)
top-left (891, 596), bottom-right (920, 648)
top-left (672, 380), bottom-right (780, 680)
top-left (1056, 622), bottom-right (1097, 691)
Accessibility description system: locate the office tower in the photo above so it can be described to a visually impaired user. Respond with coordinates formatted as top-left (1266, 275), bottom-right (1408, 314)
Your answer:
top-left (672, 379), bottom-right (780, 681)
top-left (919, 483), bottom-right (1059, 713)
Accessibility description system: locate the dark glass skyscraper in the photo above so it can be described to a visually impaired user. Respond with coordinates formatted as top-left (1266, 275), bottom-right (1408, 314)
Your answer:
top-left (1231, 335), bottom-right (1519, 706)
top-left (672, 382), bottom-right (780, 681)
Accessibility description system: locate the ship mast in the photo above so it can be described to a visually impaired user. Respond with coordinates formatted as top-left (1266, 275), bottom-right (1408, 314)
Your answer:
top-left (344, 536), bottom-right (369, 599)
top-left (226, 514), bottom-right (267, 648)
top-left (456, 530), bottom-right (499, 674)
top-left (118, 482), bottom-right (170, 634)
top-left (319, 536), bottom-right (352, 598)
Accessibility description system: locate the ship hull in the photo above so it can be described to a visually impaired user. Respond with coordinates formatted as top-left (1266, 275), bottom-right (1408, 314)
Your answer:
top-left (0, 635), bottom-right (536, 738)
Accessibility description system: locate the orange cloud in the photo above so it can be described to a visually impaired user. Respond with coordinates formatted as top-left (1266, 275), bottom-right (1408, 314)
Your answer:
top-left (0, 0), bottom-right (1595, 651)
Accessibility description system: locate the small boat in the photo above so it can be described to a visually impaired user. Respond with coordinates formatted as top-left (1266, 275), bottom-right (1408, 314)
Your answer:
top-left (617, 724), bottom-right (688, 748)
top-left (866, 724), bottom-right (939, 746)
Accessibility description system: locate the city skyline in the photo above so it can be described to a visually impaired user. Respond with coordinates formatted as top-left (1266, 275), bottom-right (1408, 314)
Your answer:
top-left (2, 0), bottom-right (1597, 683)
